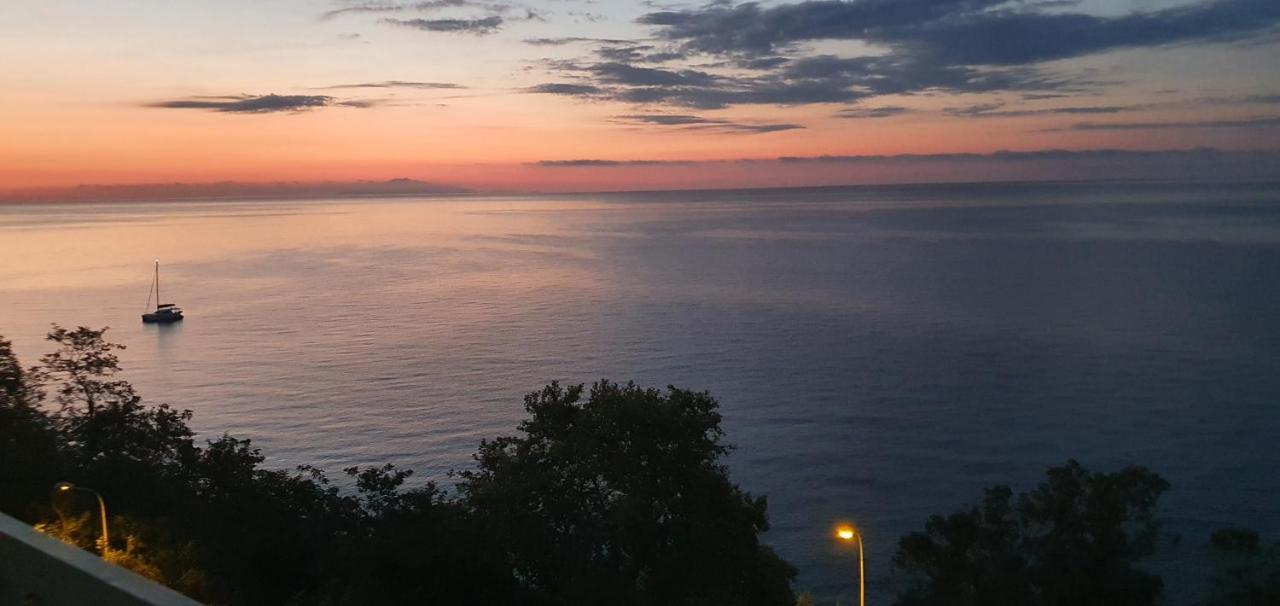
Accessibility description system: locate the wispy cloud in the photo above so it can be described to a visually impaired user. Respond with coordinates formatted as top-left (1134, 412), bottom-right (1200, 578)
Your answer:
top-left (321, 0), bottom-right (494, 22)
top-left (775, 149), bottom-right (1251, 163)
top-left (535, 159), bottom-right (692, 167)
top-left (614, 113), bottom-right (803, 134)
top-left (531, 48), bottom-right (1092, 110)
top-left (526, 83), bottom-right (604, 96)
top-left (535, 148), bottom-right (1280, 167)
top-left (639, 0), bottom-right (1280, 60)
top-left (1053, 116), bottom-right (1280, 131)
top-left (324, 0), bottom-right (532, 34)
top-left (146, 94), bottom-right (369, 113)
top-left (943, 102), bottom-right (1141, 118)
top-left (321, 2), bottom-right (404, 21)
top-left (320, 80), bottom-right (467, 90)
top-left (1202, 93), bottom-right (1280, 106)
top-left (941, 94), bottom-right (1280, 119)
top-left (835, 106), bottom-right (911, 119)
top-left (595, 44), bottom-right (685, 64)
top-left (522, 36), bottom-right (631, 46)
top-left (528, 0), bottom-right (1280, 113)
top-left (617, 114), bottom-right (717, 126)
top-left (382, 15), bottom-right (503, 34)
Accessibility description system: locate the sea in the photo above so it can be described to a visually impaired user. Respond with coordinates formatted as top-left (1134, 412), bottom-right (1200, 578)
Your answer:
top-left (2, 179), bottom-right (1278, 603)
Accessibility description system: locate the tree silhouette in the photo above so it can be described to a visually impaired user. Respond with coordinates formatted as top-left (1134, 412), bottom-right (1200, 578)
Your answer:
top-left (894, 460), bottom-right (1168, 606)
top-left (459, 380), bottom-right (797, 605)
top-left (1202, 528), bottom-right (1280, 605)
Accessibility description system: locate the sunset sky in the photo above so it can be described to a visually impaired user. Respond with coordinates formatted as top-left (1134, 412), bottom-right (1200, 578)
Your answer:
top-left (3, 0), bottom-right (1279, 193)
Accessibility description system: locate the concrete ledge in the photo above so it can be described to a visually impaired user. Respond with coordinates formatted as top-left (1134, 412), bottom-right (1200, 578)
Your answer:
top-left (0, 511), bottom-right (201, 606)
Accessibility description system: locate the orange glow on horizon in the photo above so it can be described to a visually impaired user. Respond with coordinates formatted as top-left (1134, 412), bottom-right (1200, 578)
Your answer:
top-left (7, 89), bottom-right (1261, 192)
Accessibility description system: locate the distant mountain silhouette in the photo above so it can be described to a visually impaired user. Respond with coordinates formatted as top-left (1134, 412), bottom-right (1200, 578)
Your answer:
top-left (0, 179), bottom-right (470, 203)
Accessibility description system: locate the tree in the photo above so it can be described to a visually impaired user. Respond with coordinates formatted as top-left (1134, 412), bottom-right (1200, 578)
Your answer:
top-left (892, 486), bottom-right (1034, 606)
top-left (1019, 461), bottom-right (1168, 605)
top-left (0, 336), bottom-right (64, 518)
top-left (29, 326), bottom-right (198, 517)
top-left (894, 460), bottom-right (1169, 606)
top-left (36, 512), bottom-right (209, 598)
top-left (458, 380), bottom-right (797, 606)
top-left (336, 465), bottom-right (528, 604)
top-left (8, 327), bottom-right (799, 605)
top-left (1202, 528), bottom-right (1280, 606)
top-left (1, 335), bottom-right (36, 407)
top-left (169, 435), bottom-right (359, 605)
top-left (36, 325), bottom-right (131, 415)
top-left (34, 325), bottom-right (138, 457)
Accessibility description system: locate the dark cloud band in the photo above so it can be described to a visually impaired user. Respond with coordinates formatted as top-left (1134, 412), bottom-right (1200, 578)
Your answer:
top-left (535, 148), bottom-right (1280, 167)
top-left (614, 113), bottom-right (803, 133)
top-left (639, 0), bottom-right (1280, 61)
top-left (529, 0), bottom-right (1280, 114)
top-left (383, 16), bottom-right (503, 34)
top-left (147, 94), bottom-right (349, 113)
top-left (320, 81), bottom-right (466, 90)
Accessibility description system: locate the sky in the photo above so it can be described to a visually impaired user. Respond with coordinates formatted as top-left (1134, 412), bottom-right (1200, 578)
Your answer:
top-left (2, 0), bottom-right (1279, 193)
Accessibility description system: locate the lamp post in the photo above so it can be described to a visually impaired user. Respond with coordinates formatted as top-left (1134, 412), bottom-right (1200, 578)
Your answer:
top-left (53, 482), bottom-right (110, 555)
top-left (835, 523), bottom-right (865, 606)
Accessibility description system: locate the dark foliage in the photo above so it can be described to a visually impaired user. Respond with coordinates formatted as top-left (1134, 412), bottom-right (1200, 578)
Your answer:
top-left (1, 336), bottom-right (64, 519)
top-left (893, 459), bottom-right (1169, 606)
top-left (1202, 528), bottom-right (1280, 606)
top-left (0, 328), bottom-right (795, 605)
top-left (459, 380), bottom-right (797, 605)
top-left (10, 324), bottom-right (1266, 605)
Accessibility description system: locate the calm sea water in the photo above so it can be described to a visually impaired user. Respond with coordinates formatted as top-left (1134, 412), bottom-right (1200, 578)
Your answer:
top-left (2, 180), bottom-right (1278, 603)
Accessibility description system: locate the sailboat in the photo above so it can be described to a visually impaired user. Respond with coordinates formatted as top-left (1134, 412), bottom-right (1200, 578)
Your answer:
top-left (141, 260), bottom-right (184, 323)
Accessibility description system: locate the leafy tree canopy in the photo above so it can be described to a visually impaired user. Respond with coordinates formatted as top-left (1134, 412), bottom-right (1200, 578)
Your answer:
top-left (16, 326), bottom-right (1269, 606)
top-left (459, 380), bottom-right (797, 605)
top-left (0, 330), bottom-right (797, 605)
top-left (1203, 528), bottom-right (1280, 606)
top-left (893, 459), bottom-right (1169, 606)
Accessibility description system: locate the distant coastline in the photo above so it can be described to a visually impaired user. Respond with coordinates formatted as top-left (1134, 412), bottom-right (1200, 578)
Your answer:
top-left (0, 178), bottom-right (471, 205)
top-left (4, 174), bottom-right (1278, 207)
top-left (3, 145), bottom-right (1280, 205)
top-left (576, 175), bottom-right (1280, 199)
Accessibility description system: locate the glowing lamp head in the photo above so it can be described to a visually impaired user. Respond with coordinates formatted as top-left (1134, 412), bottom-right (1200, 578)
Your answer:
top-left (836, 525), bottom-right (856, 541)
top-left (55, 482), bottom-right (75, 492)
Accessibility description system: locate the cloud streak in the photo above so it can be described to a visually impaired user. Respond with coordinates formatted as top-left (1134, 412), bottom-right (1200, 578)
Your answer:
top-left (530, 53), bottom-right (1078, 109)
top-left (147, 94), bottom-right (367, 113)
top-left (536, 159), bottom-right (693, 167)
top-left (527, 83), bottom-right (604, 96)
top-left (835, 106), bottom-right (911, 119)
top-left (534, 147), bottom-right (1280, 167)
top-left (522, 36), bottom-right (631, 46)
top-left (324, 0), bottom-right (533, 34)
top-left (638, 0), bottom-right (1280, 61)
top-left (943, 102), bottom-right (1142, 118)
top-left (1055, 116), bottom-right (1280, 131)
top-left (614, 113), bottom-right (803, 133)
top-left (528, 0), bottom-right (1280, 114)
top-left (383, 16), bottom-right (503, 34)
top-left (320, 80), bottom-right (467, 90)
top-left (320, 0), bottom-right (504, 21)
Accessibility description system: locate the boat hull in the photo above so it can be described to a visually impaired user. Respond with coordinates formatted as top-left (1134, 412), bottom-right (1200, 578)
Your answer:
top-left (141, 313), bottom-right (184, 323)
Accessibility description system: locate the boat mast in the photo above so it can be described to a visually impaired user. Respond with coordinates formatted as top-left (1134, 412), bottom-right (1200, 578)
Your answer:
top-left (155, 259), bottom-right (160, 308)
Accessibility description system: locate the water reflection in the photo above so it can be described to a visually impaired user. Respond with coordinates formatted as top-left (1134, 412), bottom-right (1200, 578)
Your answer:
top-left (2, 183), bottom-right (1279, 603)
top-left (148, 320), bottom-right (183, 347)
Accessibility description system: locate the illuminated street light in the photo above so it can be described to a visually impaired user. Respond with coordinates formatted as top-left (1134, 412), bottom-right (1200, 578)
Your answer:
top-left (52, 482), bottom-right (110, 555)
top-left (835, 523), bottom-right (865, 606)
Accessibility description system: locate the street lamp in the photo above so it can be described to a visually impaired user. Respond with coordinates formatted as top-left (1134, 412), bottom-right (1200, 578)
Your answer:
top-left (835, 523), bottom-right (865, 606)
top-left (52, 482), bottom-right (110, 555)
